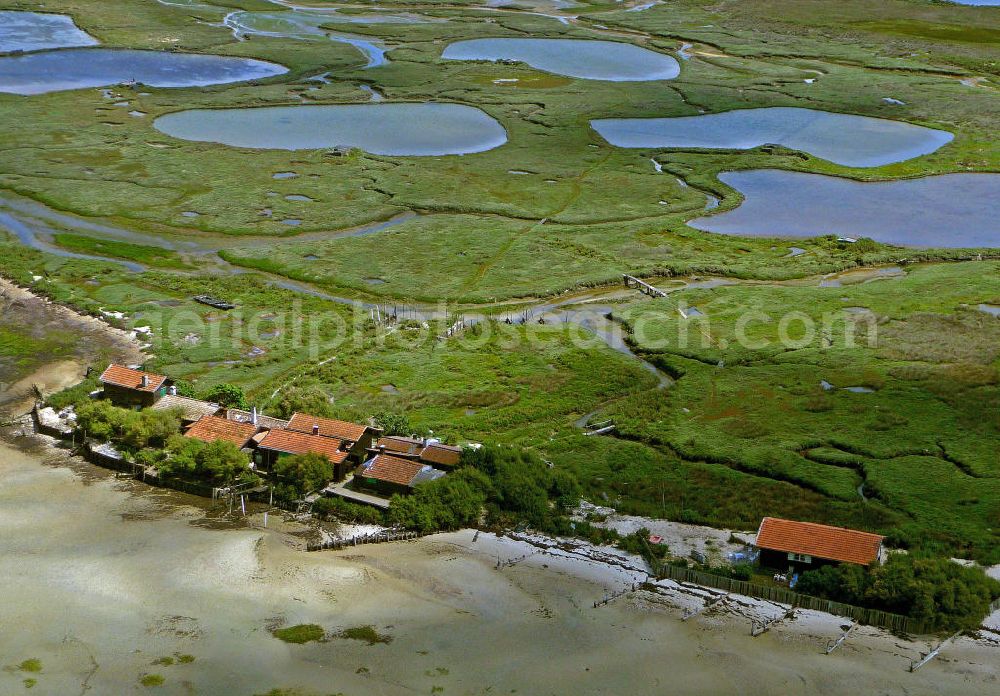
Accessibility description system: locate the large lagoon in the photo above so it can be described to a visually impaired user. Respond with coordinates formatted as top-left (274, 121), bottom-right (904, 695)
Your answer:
top-left (592, 107), bottom-right (953, 167)
top-left (154, 103), bottom-right (508, 155)
top-left (0, 48), bottom-right (287, 95)
top-left (690, 170), bottom-right (1000, 248)
top-left (442, 38), bottom-right (680, 81)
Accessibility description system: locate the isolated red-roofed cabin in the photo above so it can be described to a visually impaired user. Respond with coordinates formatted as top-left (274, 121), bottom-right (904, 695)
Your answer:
top-left (754, 517), bottom-right (885, 573)
top-left (99, 364), bottom-right (171, 408)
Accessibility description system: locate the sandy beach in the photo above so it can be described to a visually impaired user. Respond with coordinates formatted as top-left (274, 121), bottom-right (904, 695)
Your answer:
top-left (0, 435), bottom-right (997, 695)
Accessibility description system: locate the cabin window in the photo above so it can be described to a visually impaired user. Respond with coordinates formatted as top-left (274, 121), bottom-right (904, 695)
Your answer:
top-left (787, 552), bottom-right (812, 563)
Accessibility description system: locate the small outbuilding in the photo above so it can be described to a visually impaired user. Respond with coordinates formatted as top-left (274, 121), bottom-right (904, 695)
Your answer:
top-left (754, 517), bottom-right (885, 573)
top-left (99, 364), bottom-right (171, 408)
top-left (369, 436), bottom-right (463, 469)
top-left (256, 428), bottom-right (351, 480)
top-left (419, 442), bottom-right (463, 469)
top-left (356, 453), bottom-right (445, 497)
top-left (184, 414), bottom-right (259, 449)
top-left (286, 412), bottom-right (381, 463)
top-left (151, 394), bottom-right (220, 425)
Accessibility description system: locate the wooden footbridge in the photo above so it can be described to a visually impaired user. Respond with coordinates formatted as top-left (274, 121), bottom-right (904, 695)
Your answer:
top-left (623, 274), bottom-right (668, 298)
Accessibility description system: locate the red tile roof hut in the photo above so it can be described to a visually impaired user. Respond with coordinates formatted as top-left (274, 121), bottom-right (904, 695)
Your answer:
top-left (99, 364), bottom-right (171, 408)
top-left (184, 415), bottom-right (259, 449)
top-left (286, 412), bottom-right (381, 464)
top-left (357, 452), bottom-right (446, 496)
top-left (754, 517), bottom-right (885, 573)
top-left (256, 428), bottom-right (352, 481)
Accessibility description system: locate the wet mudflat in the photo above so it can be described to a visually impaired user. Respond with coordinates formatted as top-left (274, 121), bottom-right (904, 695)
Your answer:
top-left (1, 438), bottom-right (998, 695)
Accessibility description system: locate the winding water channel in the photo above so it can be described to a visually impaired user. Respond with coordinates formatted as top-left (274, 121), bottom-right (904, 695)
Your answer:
top-left (5, 188), bottom-right (960, 395)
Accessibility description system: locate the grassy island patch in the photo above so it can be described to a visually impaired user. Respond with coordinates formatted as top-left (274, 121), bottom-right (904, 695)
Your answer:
top-left (139, 673), bottom-right (164, 687)
top-left (271, 624), bottom-right (326, 644)
top-left (338, 625), bottom-right (393, 645)
top-left (52, 234), bottom-right (189, 270)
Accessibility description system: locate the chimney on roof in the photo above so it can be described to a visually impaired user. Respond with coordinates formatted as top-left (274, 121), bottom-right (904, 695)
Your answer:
top-left (141, 374), bottom-right (149, 388)
top-left (252, 406), bottom-right (258, 427)
top-left (313, 424), bottom-right (319, 435)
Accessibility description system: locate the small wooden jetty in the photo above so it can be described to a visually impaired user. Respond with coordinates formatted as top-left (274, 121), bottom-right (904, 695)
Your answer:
top-left (909, 632), bottom-right (960, 672)
top-left (583, 419), bottom-right (615, 437)
top-left (193, 295), bottom-right (236, 310)
top-left (825, 622), bottom-right (856, 654)
top-left (751, 607), bottom-right (796, 637)
top-left (593, 582), bottom-right (641, 608)
top-left (307, 529), bottom-right (420, 551)
top-left (623, 274), bottom-right (668, 298)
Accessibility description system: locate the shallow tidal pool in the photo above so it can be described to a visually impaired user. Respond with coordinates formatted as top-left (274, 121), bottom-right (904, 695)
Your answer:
top-left (442, 38), bottom-right (680, 81)
top-left (0, 11), bottom-right (98, 53)
top-left (592, 107), bottom-right (953, 167)
top-left (690, 170), bottom-right (1000, 248)
top-left (0, 48), bottom-right (287, 95)
top-left (154, 103), bottom-right (508, 155)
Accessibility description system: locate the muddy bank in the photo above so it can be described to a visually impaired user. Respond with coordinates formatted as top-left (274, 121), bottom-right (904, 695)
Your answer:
top-left (0, 276), bottom-right (143, 416)
top-left (0, 436), bottom-right (997, 695)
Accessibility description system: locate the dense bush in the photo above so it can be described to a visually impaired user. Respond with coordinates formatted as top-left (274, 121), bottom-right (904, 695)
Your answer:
top-left (46, 376), bottom-right (100, 410)
top-left (388, 469), bottom-right (490, 533)
top-left (463, 445), bottom-right (582, 529)
top-left (273, 452), bottom-right (334, 499)
top-left (75, 401), bottom-right (181, 450)
top-left (386, 445), bottom-right (582, 534)
top-left (201, 383), bottom-right (248, 410)
top-left (371, 410), bottom-right (411, 437)
top-left (796, 555), bottom-right (1000, 631)
top-left (312, 496), bottom-right (385, 525)
top-left (158, 434), bottom-right (257, 486)
top-left (269, 385), bottom-right (334, 419)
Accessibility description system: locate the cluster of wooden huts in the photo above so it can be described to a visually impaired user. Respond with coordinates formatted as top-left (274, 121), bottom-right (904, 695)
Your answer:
top-left (98, 364), bottom-right (462, 504)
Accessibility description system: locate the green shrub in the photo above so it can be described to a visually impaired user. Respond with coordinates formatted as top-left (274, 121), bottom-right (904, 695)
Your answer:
top-left (387, 445), bottom-right (584, 535)
top-left (159, 435), bottom-right (256, 486)
top-left (372, 410), bottom-right (411, 437)
top-left (269, 385), bottom-right (334, 419)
